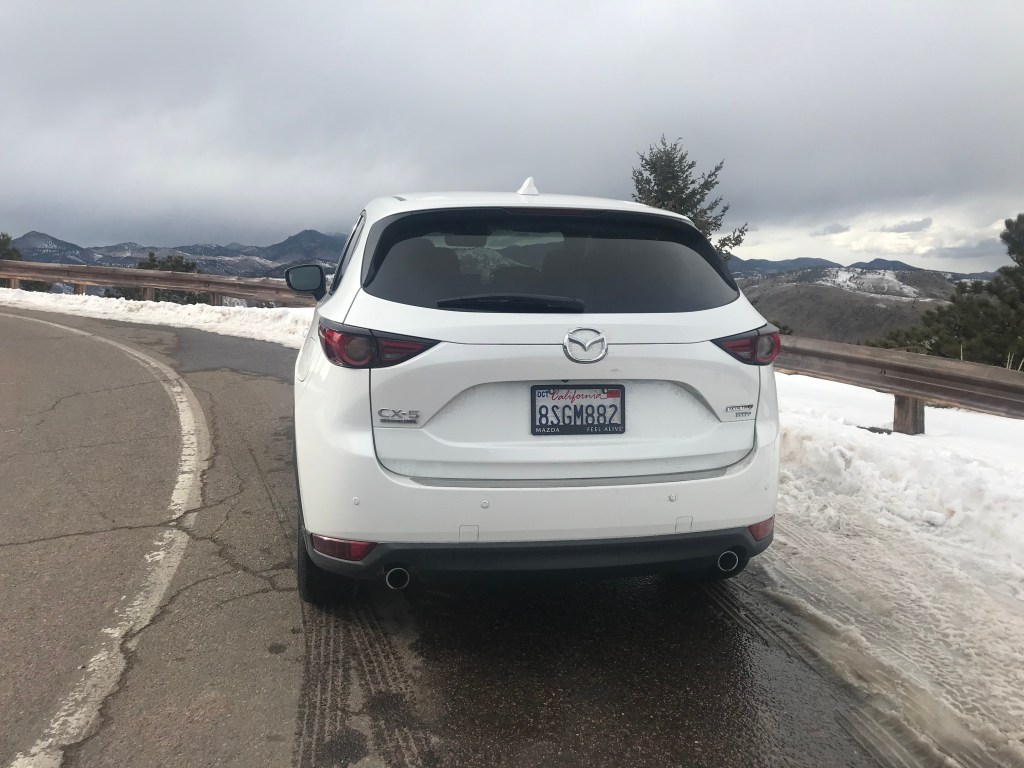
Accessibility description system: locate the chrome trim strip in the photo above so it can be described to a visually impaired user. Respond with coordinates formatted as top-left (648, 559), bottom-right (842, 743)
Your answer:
top-left (408, 465), bottom-right (731, 489)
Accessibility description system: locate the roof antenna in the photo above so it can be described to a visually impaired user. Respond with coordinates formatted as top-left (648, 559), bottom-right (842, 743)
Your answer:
top-left (516, 177), bottom-right (539, 195)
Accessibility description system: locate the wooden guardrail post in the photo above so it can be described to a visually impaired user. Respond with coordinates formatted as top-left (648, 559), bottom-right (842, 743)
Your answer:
top-left (208, 292), bottom-right (223, 306)
top-left (893, 395), bottom-right (925, 435)
top-left (73, 283), bottom-right (85, 295)
top-left (142, 287), bottom-right (155, 301)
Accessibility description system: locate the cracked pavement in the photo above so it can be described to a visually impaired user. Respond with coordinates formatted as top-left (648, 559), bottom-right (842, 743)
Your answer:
top-left (1, 311), bottom-right (303, 768)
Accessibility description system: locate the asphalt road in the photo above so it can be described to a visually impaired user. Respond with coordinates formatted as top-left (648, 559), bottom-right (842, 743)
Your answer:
top-left (0, 307), bottom-right (886, 768)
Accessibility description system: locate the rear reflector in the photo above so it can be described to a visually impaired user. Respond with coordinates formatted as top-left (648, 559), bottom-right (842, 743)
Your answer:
top-left (747, 516), bottom-right (775, 542)
top-left (310, 534), bottom-right (377, 561)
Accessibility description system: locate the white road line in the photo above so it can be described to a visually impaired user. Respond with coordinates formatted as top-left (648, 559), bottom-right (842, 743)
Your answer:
top-left (2, 313), bottom-right (211, 768)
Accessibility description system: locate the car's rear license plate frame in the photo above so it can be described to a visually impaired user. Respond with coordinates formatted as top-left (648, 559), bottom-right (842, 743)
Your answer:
top-left (531, 385), bottom-right (626, 436)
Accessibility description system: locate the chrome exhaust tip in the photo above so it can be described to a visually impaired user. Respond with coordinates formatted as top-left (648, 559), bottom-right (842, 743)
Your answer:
top-left (384, 567), bottom-right (411, 590)
top-left (717, 550), bottom-right (740, 573)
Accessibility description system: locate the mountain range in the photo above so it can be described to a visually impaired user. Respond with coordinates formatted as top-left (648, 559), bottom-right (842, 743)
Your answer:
top-left (10, 229), bottom-right (346, 278)
top-left (7, 230), bottom-right (1001, 345)
top-left (11, 231), bottom-right (997, 283)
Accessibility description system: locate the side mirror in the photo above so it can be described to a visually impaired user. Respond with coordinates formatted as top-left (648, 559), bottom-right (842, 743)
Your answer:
top-left (285, 264), bottom-right (326, 300)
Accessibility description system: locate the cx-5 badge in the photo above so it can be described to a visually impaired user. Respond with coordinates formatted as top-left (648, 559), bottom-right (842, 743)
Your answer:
top-left (563, 328), bottom-right (608, 364)
top-left (378, 408), bottom-right (420, 424)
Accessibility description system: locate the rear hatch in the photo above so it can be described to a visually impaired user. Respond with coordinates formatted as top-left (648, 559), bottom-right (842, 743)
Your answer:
top-left (341, 207), bottom-right (769, 482)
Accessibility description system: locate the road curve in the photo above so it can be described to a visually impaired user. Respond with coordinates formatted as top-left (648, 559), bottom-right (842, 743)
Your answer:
top-left (1, 306), bottom-right (887, 768)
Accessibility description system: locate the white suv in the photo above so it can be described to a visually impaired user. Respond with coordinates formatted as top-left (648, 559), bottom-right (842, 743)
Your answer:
top-left (287, 181), bottom-right (779, 604)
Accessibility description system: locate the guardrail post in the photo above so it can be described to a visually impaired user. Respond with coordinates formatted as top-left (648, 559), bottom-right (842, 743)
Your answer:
top-left (893, 395), bottom-right (925, 435)
top-left (73, 283), bottom-right (85, 295)
top-left (208, 292), bottom-right (223, 307)
top-left (143, 287), bottom-right (155, 301)
top-left (9, 277), bottom-right (19, 290)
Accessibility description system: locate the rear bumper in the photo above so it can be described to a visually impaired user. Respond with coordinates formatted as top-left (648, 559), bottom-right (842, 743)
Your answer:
top-left (304, 526), bottom-right (773, 582)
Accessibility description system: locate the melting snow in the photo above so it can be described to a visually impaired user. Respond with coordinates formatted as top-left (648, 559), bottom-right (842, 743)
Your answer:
top-left (815, 267), bottom-right (922, 299)
top-left (772, 374), bottom-right (1024, 761)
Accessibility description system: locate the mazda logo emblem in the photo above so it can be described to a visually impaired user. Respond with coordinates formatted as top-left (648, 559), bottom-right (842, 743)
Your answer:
top-left (563, 328), bottom-right (608, 363)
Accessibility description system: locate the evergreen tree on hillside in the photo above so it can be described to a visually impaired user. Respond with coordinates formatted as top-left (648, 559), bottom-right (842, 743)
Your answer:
top-left (1000, 213), bottom-right (1024, 266)
top-left (631, 136), bottom-right (748, 260)
top-left (137, 251), bottom-right (199, 274)
top-left (871, 214), bottom-right (1024, 369)
top-left (0, 232), bottom-right (18, 260)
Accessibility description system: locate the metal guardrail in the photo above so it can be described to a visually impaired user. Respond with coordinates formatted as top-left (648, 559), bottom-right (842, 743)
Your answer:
top-left (778, 336), bottom-right (1024, 432)
top-left (3, 259), bottom-right (1022, 433)
top-left (0, 260), bottom-right (316, 307)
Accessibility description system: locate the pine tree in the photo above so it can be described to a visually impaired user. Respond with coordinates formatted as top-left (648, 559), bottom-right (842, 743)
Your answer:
top-left (1000, 213), bottom-right (1024, 267)
top-left (631, 136), bottom-right (748, 259)
top-left (108, 251), bottom-right (202, 303)
top-left (0, 232), bottom-right (19, 260)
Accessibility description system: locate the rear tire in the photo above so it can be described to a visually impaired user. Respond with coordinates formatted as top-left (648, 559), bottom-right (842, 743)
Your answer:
top-left (294, 439), bottom-right (358, 606)
top-left (297, 523), bottom-right (327, 606)
top-left (296, 522), bottom-right (358, 606)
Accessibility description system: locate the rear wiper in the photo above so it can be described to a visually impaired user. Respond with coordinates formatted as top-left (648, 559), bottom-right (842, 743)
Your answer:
top-left (436, 293), bottom-right (585, 313)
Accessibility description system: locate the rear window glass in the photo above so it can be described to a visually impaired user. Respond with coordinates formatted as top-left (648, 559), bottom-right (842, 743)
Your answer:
top-left (361, 208), bottom-right (738, 313)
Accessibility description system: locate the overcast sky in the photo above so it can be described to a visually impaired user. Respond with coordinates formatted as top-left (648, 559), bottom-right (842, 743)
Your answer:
top-left (2, 1), bottom-right (1021, 271)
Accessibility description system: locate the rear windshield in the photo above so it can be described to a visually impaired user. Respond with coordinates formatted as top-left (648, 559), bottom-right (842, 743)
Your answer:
top-left (361, 208), bottom-right (739, 313)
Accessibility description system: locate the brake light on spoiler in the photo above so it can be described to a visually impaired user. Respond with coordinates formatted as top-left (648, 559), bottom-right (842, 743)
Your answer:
top-left (318, 321), bottom-right (438, 369)
top-left (713, 326), bottom-right (781, 366)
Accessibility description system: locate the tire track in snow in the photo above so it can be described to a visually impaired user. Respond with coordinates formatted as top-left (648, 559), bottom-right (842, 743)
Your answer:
top-left (2, 314), bottom-right (211, 768)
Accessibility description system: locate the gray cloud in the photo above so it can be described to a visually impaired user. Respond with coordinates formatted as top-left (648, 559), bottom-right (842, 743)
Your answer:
top-left (0, 1), bottom-right (1021, 272)
top-left (923, 239), bottom-right (1007, 264)
top-left (812, 223), bottom-right (851, 237)
top-left (879, 217), bottom-right (934, 233)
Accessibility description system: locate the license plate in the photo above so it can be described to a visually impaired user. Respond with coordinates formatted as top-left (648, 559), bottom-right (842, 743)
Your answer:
top-left (531, 385), bottom-right (626, 436)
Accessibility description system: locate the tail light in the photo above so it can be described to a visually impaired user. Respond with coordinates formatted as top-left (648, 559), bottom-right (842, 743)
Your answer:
top-left (318, 321), bottom-right (437, 368)
top-left (311, 534), bottom-right (376, 561)
top-left (748, 516), bottom-right (775, 542)
top-left (713, 326), bottom-right (781, 365)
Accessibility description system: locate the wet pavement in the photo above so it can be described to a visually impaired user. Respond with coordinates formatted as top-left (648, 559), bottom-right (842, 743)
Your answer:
top-left (2, 307), bottom-right (886, 768)
top-left (297, 573), bottom-right (880, 768)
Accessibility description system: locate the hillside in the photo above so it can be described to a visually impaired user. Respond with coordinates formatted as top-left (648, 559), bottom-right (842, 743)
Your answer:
top-left (10, 231), bottom-right (96, 265)
top-left (742, 283), bottom-right (938, 343)
top-left (737, 266), bottom-right (957, 343)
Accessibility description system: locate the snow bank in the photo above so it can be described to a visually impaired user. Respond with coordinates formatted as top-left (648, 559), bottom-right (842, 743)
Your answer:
top-left (777, 374), bottom-right (1024, 559)
top-left (0, 287), bottom-right (312, 348)
top-left (774, 374), bottom-right (1024, 760)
